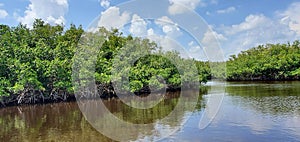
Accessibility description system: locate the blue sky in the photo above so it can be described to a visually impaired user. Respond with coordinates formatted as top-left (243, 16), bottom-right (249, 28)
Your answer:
top-left (1, 0), bottom-right (300, 60)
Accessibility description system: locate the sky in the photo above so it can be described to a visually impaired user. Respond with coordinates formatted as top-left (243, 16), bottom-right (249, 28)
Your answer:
top-left (1, 0), bottom-right (300, 60)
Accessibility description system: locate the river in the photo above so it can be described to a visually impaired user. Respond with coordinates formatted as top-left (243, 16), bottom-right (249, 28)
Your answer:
top-left (0, 81), bottom-right (300, 142)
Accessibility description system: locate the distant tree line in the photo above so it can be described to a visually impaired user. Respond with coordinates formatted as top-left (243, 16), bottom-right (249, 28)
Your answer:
top-left (226, 41), bottom-right (300, 80)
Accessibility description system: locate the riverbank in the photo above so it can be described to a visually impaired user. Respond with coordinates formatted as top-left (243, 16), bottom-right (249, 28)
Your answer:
top-left (0, 93), bottom-right (76, 108)
top-left (0, 85), bottom-right (187, 108)
top-left (0, 83), bottom-right (207, 108)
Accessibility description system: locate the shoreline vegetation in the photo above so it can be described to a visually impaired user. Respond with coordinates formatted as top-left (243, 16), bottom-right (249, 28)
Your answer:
top-left (1, 19), bottom-right (300, 107)
top-left (0, 20), bottom-right (208, 107)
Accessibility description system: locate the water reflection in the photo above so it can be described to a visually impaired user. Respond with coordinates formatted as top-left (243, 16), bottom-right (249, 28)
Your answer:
top-left (1, 82), bottom-right (300, 141)
top-left (0, 103), bottom-right (113, 142)
top-left (208, 81), bottom-right (300, 141)
top-left (76, 90), bottom-right (203, 141)
top-left (0, 90), bottom-right (204, 142)
top-left (226, 81), bottom-right (300, 115)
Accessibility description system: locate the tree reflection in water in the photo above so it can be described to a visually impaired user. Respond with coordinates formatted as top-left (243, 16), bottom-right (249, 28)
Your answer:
top-left (0, 90), bottom-right (205, 142)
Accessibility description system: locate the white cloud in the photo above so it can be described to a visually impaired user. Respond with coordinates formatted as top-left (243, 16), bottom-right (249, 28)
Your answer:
top-left (188, 29), bottom-right (226, 60)
top-left (202, 28), bottom-right (227, 45)
top-left (168, 0), bottom-right (205, 15)
top-left (158, 37), bottom-right (180, 51)
top-left (188, 41), bottom-right (207, 60)
top-left (225, 14), bottom-right (269, 35)
top-left (219, 2), bottom-right (300, 59)
top-left (157, 36), bottom-right (190, 58)
top-left (146, 29), bottom-right (188, 58)
top-left (97, 6), bottom-right (131, 30)
top-left (155, 16), bottom-right (182, 38)
top-left (147, 28), bottom-right (154, 36)
top-left (217, 6), bottom-right (236, 14)
top-left (17, 0), bottom-right (68, 27)
top-left (54, 0), bottom-right (68, 6)
top-left (150, 17), bottom-right (223, 60)
top-left (200, 28), bottom-right (227, 61)
top-left (219, 14), bottom-right (298, 58)
top-left (129, 14), bottom-right (148, 37)
top-left (0, 3), bottom-right (8, 19)
top-left (279, 2), bottom-right (300, 35)
top-left (100, 0), bottom-right (110, 9)
top-left (0, 9), bottom-right (8, 19)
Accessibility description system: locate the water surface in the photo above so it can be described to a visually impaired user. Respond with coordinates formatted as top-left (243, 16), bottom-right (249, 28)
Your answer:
top-left (0, 81), bottom-right (299, 141)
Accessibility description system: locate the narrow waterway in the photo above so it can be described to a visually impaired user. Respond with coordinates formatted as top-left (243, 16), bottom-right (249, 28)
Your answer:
top-left (0, 81), bottom-right (299, 141)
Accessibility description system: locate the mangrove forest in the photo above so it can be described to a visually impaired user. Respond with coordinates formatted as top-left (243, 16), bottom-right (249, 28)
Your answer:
top-left (1, 19), bottom-right (300, 107)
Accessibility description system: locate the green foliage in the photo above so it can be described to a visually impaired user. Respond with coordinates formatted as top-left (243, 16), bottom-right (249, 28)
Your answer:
top-left (0, 78), bottom-right (10, 97)
top-left (0, 20), bottom-right (209, 103)
top-left (95, 30), bottom-right (205, 93)
top-left (4, 19), bottom-right (299, 105)
top-left (226, 41), bottom-right (300, 80)
top-left (0, 19), bottom-right (83, 103)
top-left (195, 61), bottom-right (211, 82)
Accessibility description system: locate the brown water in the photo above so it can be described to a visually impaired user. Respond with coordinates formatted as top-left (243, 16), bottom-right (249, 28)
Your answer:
top-left (1, 81), bottom-right (300, 142)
